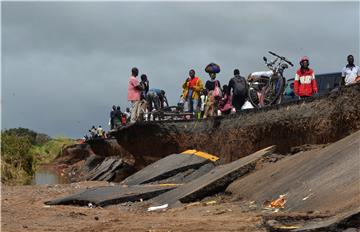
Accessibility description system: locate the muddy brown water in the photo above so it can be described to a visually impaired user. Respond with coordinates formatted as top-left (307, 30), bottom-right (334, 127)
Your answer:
top-left (31, 166), bottom-right (69, 185)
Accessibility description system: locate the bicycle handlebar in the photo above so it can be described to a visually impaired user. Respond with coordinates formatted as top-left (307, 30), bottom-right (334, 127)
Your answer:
top-left (268, 51), bottom-right (294, 67)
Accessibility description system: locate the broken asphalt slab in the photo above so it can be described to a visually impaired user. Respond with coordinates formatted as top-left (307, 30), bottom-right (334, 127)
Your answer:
top-left (153, 162), bottom-right (216, 185)
top-left (227, 130), bottom-right (360, 215)
top-left (150, 146), bottom-right (276, 208)
top-left (263, 208), bottom-right (360, 231)
top-left (45, 184), bottom-right (176, 207)
top-left (121, 152), bottom-right (216, 186)
top-left (83, 157), bottom-right (123, 181)
top-left (293, 208), bottom-right (360, 231)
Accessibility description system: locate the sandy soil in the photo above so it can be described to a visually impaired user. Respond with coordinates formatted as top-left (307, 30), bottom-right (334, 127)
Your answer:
top-left (2, 181), bottom-right (266, 232)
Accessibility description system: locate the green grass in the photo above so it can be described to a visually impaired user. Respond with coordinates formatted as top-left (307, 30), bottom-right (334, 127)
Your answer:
top-left (30, 136), bottom-right (76, 165)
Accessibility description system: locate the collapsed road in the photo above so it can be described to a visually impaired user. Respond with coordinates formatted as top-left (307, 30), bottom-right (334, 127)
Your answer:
top-left (45, 147), bottom-right (274, 207)
top-left (45, 131), bottom-right (360, 231)
top-left (43, 85), bottom-right (360, 231)
top-left (54, 84), bottom-right (360, 185)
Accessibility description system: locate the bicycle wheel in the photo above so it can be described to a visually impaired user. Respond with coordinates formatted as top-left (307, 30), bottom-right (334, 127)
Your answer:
top-left (248, 86), bottom-right (260, 108)
top-left (247, 77), bottom-right (268, 108)
top-left (264, 76), bottom-right (285, 106)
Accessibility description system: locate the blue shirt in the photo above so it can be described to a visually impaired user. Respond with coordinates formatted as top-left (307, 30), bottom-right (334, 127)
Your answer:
top-left (149, 88), bottom-right (162, 96)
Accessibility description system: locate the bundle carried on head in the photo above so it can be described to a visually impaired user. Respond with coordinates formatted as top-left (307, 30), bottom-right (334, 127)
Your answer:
top-left (205, 63), bottom-right (221, 74)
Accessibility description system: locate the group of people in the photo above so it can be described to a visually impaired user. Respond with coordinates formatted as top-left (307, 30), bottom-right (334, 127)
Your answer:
top-left (109, 105), bottom-right (131, 130)
top-left (124, 54), bottom-right (359, 124)
top-left (180, 54), bottom-right (359, 118)
top-left (128, 67), bottom-right (169, 123)
top-left (181, 68), bottom-right (250, 118)
top-left (82, 54), bottom-right (358, 140)
top-left (84, 125), bottom-right (105, 140)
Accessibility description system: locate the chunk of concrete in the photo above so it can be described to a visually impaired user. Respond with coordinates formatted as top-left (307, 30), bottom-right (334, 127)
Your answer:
top-left (151, 146), bottom-right (275, 207)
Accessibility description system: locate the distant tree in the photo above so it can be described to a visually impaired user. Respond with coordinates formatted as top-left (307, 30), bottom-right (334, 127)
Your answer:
top-left (35, 133), bottom-right (51, 145)
top-left (3, 128), bottom-right (50, 145)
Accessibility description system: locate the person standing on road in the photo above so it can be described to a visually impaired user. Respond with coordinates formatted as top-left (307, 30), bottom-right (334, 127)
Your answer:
top-left (341, 55), bottom-right (360, 86)
top-left (228, 69), bottom-right (248, 112)
top-left (97, 126), bottom-right (104, 138)
top-left (140, 74), bottom-right (150, 100)
top-left (219, 85), bottom-right (232, 115)
top-left (182, 69), bottom-right (203, 114)
top-left (114, 106), bottom-right (123, 128)
top-left (294, 56), bottom-right (318, 99)
top-left (204, 72), bottom-right (221, 118)
top-left (109, 105), bottom-right (116, 130)
top-left (128, 67), bottom-right (143, 123)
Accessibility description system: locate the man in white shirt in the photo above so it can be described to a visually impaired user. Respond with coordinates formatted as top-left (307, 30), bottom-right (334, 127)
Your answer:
top-left (342, 55), bottom-right (360, 86)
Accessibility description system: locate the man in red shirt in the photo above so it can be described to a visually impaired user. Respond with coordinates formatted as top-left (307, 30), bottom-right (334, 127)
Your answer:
top-left (294, 56), bottom-right (318, 99)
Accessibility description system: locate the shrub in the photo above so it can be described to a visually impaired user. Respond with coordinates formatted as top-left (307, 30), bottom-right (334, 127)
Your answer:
top-left (1, 132), bottom-right (34, 185)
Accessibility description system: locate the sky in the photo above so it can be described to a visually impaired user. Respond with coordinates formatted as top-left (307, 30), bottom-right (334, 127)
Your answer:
top-left (2, 1), bottom-right (359, 138)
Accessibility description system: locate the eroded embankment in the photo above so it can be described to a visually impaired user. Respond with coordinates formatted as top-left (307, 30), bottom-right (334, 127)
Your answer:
top-left (112, 84), bottom-right (360, 165)
top-left (53, 139), bottom-right (136, 182)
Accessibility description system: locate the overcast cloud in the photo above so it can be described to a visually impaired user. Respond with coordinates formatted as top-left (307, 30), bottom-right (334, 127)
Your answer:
top-left (2, 1), bottom-right (359, 138)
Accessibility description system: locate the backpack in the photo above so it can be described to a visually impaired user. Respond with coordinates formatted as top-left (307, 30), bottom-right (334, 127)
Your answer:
top-left (232, 76), bottom-right (247, 97)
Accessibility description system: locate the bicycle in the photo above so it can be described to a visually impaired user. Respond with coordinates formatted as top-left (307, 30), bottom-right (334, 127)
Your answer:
top-left (247, 51), bottom-right (294, 108)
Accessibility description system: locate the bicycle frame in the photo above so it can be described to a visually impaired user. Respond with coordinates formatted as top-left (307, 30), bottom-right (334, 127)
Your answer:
top-left (248, 51), bottom-right (293, 108)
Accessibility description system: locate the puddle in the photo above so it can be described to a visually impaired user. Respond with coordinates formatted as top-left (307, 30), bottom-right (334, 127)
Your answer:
top-left (32, 166), bottom-right (69, 185)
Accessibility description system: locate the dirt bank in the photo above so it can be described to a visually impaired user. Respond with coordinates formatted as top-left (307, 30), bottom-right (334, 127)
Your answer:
top-left (51, 139), bottom-right (136, 182)
top-left (112, 84), bottom-right (360, 165)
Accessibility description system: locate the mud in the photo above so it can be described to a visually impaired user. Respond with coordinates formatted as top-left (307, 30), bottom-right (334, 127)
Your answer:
top-left (1, 182), bottom-right (266, 232)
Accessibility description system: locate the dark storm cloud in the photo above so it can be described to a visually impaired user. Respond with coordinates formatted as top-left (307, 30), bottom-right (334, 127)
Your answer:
top-left (2, 2), bottom-right (359, 137)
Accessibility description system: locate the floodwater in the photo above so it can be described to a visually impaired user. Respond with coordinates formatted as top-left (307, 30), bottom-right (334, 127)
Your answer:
top-left (32, 166), bottom-right (69, 185)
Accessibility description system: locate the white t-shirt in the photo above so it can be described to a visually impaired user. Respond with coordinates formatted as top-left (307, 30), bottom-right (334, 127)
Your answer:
top-left (342, 65), bottom-right (360, 85)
